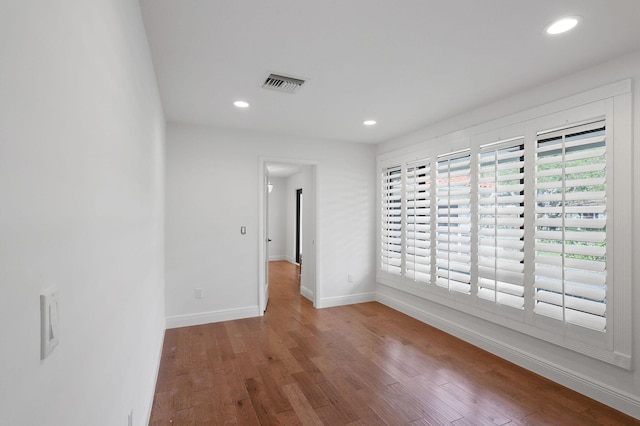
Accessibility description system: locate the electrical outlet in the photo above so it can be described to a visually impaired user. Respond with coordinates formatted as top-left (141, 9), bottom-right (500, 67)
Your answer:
top-left (195, 288), bottom-right (203, 299)
top-left (348, 274), bottom-right (353, 282)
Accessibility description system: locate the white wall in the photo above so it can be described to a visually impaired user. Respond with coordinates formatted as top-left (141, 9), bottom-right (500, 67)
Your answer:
top-left (285, 167), bottom-right (316, 300)
top-left (165, 124), bottom-right (376, 326)
top-left (377, 49), bottom-right (640, 418)
top-left (0, 1), bottom-right (166, 425)
top-left (285, 171), bottom-right (304, 264)
top-left (267, 176), bottom-right (287, 260)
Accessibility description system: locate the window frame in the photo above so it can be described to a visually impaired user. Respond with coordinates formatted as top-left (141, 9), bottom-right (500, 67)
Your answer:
top-left (376, 80), bottom-right (632, 369)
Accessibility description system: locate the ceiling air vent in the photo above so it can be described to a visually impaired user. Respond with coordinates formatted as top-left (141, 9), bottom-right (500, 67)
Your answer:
top-left (262, 73), bottom-right (305, 94)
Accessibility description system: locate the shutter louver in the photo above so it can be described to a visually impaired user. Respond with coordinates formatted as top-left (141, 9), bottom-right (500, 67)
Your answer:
top-left (436, 154), bottom-right (471, 294)
top-left (405, 160), bottom-right (431, 283)
top-left (381, 166), bottom-right (403, 275)
top-left (534, 121), bottom-right (607, 332)
top-left (478, 140), bottom-right (525, 309)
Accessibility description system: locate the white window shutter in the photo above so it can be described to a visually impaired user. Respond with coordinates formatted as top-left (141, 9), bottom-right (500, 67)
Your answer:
top-left (404, 160), bottom-right (431, 283)
top-left (478, 140), bottom-right (525, 309)
top-left (381, 166), bottom-right (403, 275)
top-left (436, 153), bottom-right (471, 294)
top-left (534, 121), bottom-right (607, 332)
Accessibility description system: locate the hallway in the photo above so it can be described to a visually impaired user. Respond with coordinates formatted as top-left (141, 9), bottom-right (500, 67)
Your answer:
top-left (149, 261), bottom-right (636, 424)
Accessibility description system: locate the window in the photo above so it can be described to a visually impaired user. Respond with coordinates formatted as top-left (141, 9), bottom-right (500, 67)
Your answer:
top-left (534, 121), bottom-right (607, 332)
top-left (379, 130), bottom-right (607, 329)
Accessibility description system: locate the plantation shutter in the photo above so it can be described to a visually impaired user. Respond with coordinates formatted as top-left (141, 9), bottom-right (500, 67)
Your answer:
top-left (477, 140), bottom-right (525, 308)
top-left (435, 153), bottom-right (471, 294)
top-left (534, 120), bottom-right (607, 332)
top-left (381, 166), bottom-right (403, 275)
top-left (405, 160), bottom-right (431, 283)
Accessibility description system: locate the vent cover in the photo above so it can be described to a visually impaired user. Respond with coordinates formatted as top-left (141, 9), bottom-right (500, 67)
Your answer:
top-left (262, 73), bottom-right (305, 94)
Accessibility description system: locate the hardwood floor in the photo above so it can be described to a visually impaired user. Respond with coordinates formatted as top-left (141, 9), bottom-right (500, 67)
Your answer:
top-left (150, 261), bottom-right (638, 425)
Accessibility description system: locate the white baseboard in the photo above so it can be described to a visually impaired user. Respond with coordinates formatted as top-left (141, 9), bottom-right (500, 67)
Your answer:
top-left (165, 306), bottom-right (260, 329)
top-left (268, 255), bottom-right (302, 265)
top-left (317, 292), bottom-right (376, 309)
top-left (375, 292), bottom-right (640, 420)
top-left (300, 286), bottom-right (314, 302)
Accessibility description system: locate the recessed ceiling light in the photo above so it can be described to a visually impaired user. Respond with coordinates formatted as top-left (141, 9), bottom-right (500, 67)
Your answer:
top-left (546, 16), bottom-right (580, 35)
top-left (234, 100), bottom-right (250, 108)
top-left (363, 120), bottom-right (377, 126)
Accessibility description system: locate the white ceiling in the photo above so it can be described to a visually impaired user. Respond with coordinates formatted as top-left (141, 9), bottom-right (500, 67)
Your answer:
top-left (140, 0), bottom-right (640, 144)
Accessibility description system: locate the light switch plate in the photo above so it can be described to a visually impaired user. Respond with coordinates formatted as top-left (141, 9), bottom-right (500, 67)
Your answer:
top-left (40, 288), bottom-right (59, 360)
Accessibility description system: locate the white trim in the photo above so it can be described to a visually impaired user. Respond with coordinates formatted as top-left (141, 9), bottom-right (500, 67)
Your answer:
top-left (165, 306), bottom-right (260, 329)
top-left (258, 159), bottom-right (267, 314)
top-left (611, 91), bottom-right (633, 358)
top-left (269, 256), bottom-right (299, 264)
top-left (300, 286), bottom-right (314, 302)
top-left (317, 292), bottom-right (376, 309)
top-left (375, 292), bottom-right (640, 419)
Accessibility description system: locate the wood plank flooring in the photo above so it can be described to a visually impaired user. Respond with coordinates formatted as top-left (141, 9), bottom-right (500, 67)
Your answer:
top-left (149, 261), bottom-right (638, 425)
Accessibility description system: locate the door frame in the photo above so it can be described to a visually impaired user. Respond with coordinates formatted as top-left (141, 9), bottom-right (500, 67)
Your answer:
top-left (258, 157), bottom-right (318, 314)
top-left (295, 188), bottom-right (302, 264)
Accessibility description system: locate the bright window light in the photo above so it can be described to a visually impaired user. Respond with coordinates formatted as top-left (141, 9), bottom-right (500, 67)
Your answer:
top-left (546, 16), bottom-right (580, 35)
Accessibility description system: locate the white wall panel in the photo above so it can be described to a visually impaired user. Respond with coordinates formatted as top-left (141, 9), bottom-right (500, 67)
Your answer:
top-left (267, 176), bottom-right (287, 260)
top-left (0, 1), bottom-right (166, 424)
top-left (165, 125), bottom-right (376, 322)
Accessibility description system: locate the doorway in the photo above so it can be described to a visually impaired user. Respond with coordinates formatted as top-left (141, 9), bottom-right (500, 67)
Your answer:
top-left (259, 160), bottom-right (317, 314)
top-left (295, 188), bottom-right (302, 265)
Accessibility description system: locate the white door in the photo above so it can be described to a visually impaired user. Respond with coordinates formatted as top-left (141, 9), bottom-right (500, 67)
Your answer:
top-left (263, 171), bottom-right (270, 312)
